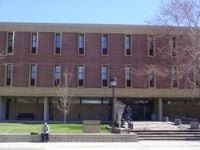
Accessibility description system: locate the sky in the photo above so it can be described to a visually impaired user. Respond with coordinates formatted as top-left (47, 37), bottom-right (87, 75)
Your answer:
top-left (0, 0), bottom-right (163, 25)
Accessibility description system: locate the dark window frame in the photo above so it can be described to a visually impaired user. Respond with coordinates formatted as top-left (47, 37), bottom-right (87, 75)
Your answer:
top-left (54, 64), bottom-right (61, 86)
top-left (78, 34), bottom-right (85, 55)
top-left (54, 33), bottom-right (61, 55)
top-left (125, 65), bottom-right (132, 87)
top-left (125, 34), bottom-right (132, 56)
top-left (78, 64), bottom-right (85, 87)
top-left (5, 64), bottom-right (12, 86)
top-left (101, 65), bottom-right (108, 87)
top-left (31, 33), bottom-right (38, 54)
top-left (148, 35), bottom-right (155, 56)
top-left (30, 64), bottom-right (37, 86)
top-left (7, 32), bottom-right (14, 54)
top-left (101, 34), bottom-right (108, 55)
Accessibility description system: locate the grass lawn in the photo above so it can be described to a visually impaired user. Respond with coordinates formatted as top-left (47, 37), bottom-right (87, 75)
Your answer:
top-left (0, 123), bottom-right (110, 134)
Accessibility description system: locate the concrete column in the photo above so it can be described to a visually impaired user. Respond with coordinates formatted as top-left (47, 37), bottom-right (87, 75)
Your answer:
top-left (43, 97), bottom-right (49, 121)
top-left (0, 97), bottom-right (6, 121)
top-left (112, 97), bottom-right (117, 123)
top-left (0, 97), bottom-right (2, 121)
top-left (158, 98), bottom-right (163, 121)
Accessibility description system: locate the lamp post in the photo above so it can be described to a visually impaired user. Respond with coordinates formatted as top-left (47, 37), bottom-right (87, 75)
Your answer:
top-left (110, 77), bottom-right (117, 123)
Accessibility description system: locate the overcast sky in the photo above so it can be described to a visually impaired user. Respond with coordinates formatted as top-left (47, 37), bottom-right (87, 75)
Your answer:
top-left (0, 0), bottom-right (163, 25)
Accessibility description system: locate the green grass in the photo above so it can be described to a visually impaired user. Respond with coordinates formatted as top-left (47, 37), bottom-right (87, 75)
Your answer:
top-left (0, 123), bottom-right (110, 134)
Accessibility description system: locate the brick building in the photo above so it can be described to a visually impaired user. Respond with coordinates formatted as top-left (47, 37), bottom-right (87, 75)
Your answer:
top-left (0, 22), bottom-right (199, 122)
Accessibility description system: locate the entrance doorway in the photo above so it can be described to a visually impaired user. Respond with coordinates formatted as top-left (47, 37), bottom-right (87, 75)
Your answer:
top-left (120, 99), bottom-right (154, 121)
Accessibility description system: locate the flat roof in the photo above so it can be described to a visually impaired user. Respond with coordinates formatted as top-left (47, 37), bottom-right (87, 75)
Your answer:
top-left (0, 22), bottom-right (178, 34)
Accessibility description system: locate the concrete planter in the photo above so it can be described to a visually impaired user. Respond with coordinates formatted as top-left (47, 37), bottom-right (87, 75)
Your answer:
top-left (83, 120), bottom-right (100, 133)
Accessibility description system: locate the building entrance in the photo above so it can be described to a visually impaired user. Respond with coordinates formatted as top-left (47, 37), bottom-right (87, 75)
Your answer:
top-left (120, 99), bottom-right (154, 121)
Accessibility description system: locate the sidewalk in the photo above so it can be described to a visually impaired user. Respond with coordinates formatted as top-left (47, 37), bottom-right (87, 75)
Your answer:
top-left (132, 121), bottom-right (190, 130)
top-left (0, 141), bottom-right (200, 150)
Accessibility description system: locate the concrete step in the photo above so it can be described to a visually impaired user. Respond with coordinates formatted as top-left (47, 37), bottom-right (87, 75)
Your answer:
top-left (138, 135), bottom-right (200, 137)
top-left (135, 132), bottom-right (200, 135)
top-left (134, 130), bottom-right (200, 140)
top-left (133, 130), bottom-right (200, 132)
top-left (138, 137), bottom-right (200, 140)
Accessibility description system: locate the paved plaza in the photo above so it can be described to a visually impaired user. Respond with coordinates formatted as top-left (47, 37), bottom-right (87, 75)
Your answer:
top-left (132, 121), bottom-right (190, 130)
top-left (0, 141), bottom-right (200, 150)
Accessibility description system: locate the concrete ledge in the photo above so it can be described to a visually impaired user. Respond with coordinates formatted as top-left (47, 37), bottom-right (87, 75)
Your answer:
top-left (0, 134), bottom-right (138, 142)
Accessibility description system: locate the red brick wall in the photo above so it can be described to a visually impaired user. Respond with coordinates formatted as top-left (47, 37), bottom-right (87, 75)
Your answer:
top-left (0, 31), bottom-right (175, 89)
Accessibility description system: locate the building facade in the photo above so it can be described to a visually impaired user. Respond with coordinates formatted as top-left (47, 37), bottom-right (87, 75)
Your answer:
top-left (0, 22), bottom-right (199, 122)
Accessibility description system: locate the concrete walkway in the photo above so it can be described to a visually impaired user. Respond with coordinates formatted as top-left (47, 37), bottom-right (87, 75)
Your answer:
top-left (0, 141), bottom-right (200, 150)
top-left (132, 121), bottom-right (191, 130)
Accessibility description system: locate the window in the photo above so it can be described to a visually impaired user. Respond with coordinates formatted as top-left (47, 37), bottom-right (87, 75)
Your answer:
top-left (125, 65), bottom-right (132, 87)
top-left (148, 35), bottom-right (155, 56)
top-left (5, 64), bottom-right (13, 86)
top-left (171, 66), bottom-right (178, 88)
top-left (7, 32), bottom-right (14, 54)
top-left (125, 34), bottom-right (132, 56)
top-left (101, 65), bottom-right (108, 87)
top-left (78, 65), bottom-right (85, 87)
top-left (31, 33), bottom-right (38, 54)
top-left (54, 33), bottom-right (61, 54)
top-left (148, 71), bottom-right (156, 88)
top-left (193, 70), bottom-right (200, 88)
top-left (195, 77), bottom-right (200, 88)
top-left (171, 36), bottom-right (177, 56)
top-left (101, 34), bottom-right (108, 55)
top-left (30, 64), bottom-right (37, 86)
top-left (54, 64), bottom-right (61, 86)
top-left (78, 34), bottom-right (85, 55)
top-left (81, 99), bottom-right (102, 104)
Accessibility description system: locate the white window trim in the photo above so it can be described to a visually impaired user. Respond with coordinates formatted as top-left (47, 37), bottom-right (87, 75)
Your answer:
top-left (53, 64), bottom-right (61, 86)
top-left (101, 33), bottom-right (109, 56)
top-left (77, 64), bottom-right (85, 87)
top-left (125, 64), bottom-right (132, 88)
top-left (5, 63), bottom-right (13, 86)
top-left (78, 33), bottom-right (86, 56)
top-left (148, 70), bottom-right (156, 88)
top-left (54, 32), bottom-right (62, 55)
top-left (148, 34), bottom-right (155, 57)
top-left (6, 31), bottom-right (15, 55)
top-left (29, 63), bottom-right (37, 87)
top-left (30, 32), bottom-right (39, 55)
top-left (101, 64), bottom-right (109, 88)
top-left (170, 35), bottom-right (177, 56)
top-left (124, 34), bottom-right (132, 56)
top-left (171, 65), bottom-right (179, 88)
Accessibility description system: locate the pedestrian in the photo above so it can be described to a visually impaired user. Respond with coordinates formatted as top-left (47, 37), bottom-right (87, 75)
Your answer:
top-left (41, 122), bottom-right (50, 142)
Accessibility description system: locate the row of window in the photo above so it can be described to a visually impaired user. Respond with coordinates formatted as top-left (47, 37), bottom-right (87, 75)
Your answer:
top-left (5, 32), bottom-right (177, 56)
top-left (5, 64), bottom-right (190, 88)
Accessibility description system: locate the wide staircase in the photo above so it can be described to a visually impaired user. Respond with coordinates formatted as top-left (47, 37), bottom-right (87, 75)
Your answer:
top-left (134, 130), bottom-right (200, 140)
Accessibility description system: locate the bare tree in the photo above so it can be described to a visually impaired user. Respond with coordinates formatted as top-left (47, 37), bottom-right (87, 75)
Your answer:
top-left (147, 0), bottom-right (200, 95)
top-left (56, 68), bottom-right (74, 125)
